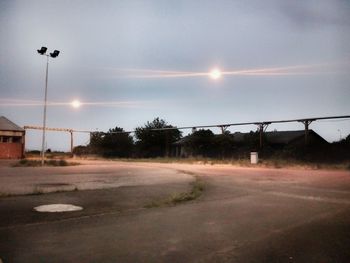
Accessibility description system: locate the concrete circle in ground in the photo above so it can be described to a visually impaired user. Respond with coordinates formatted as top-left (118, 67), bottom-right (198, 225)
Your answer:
top-left (34, 204), bottom-right (83, 213)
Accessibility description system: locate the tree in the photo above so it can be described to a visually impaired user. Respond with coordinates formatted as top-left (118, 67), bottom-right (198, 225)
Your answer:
top-left (184, 129), bottom-right (215, 157)
top-left (243, 131), bottom-right (260, 150)
top-left (213, 133), bottom-right (235, 158)
top-left (89, 127), bottom-right (134, 157)
top-left (134, 118), bottom-right (181, 157)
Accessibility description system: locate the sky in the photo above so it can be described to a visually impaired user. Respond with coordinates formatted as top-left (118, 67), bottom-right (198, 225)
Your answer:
top-left (1, 0), bottom-right (350, 151)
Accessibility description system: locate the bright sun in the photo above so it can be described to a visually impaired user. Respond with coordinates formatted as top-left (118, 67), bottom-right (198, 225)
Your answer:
top-left (71, 100), bottom-right (81, 108)
top-left (209, 69), bottom-right (222, 80)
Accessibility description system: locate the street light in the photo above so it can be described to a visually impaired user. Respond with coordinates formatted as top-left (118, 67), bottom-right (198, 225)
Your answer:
top-left (37, 46), bottom-right (60, 165)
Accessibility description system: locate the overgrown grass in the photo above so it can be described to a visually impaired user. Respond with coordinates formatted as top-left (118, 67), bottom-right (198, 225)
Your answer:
top-left (13, 159), bottom-right (80, 167)
top-left (258, 158), bottom-right (350, 170)
top-left (145, 177), bottom-right (204, 208)
top-left (25, 151), bottom-right (73, 159)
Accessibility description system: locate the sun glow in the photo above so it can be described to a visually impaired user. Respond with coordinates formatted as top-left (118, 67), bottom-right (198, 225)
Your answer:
top-left (209, 69), bottom-right (222, 80)
top-left (71, 100), bottom-right (81, 108)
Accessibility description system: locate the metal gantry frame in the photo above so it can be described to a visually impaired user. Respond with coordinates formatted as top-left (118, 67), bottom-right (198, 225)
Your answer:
top-left (24, 126), bottom-right (74, 154)
top-left (255, 122), bottom-right (271, 148)
top-left (24, 115), bottom-right (350, 152)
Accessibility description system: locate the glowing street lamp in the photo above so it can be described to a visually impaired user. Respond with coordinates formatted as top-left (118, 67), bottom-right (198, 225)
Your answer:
top-left (37, 46), bottom-right (60, 165)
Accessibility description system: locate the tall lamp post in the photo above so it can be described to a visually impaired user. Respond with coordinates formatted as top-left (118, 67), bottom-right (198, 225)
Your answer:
top-left (37, 47), bottom-right (60, 165)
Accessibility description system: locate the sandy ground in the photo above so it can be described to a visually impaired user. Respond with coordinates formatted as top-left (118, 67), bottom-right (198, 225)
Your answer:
top-left (0, 160), bottom-right (194, 196)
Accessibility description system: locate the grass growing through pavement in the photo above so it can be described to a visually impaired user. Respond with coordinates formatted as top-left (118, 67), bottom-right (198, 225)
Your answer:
top-left (145, 176), bottom-right (204, 208)
top-left (13, 159), bottom-right (80, 167)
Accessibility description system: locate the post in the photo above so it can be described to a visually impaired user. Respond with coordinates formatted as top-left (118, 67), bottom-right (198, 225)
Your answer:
top-left (22, 130), bottom-right (26, 159)
top-left (41, 55), bottom-right (49, 166)
top-left (70, 131), bottom-right (73, 155)
top-left (299, 119), bottom-right (314, 145)
top-left (259, 124), bottom-right (263, 148)
top-left (165, 130), bottom-right (169, 157)
top-left (304, 121), bottom-right (309, 144)
top-left (256, 122), bottom-right (270, 149)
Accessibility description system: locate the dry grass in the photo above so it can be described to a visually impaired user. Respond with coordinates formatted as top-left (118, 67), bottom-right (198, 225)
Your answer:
top-left (109, 157), bottom-right (350, 171)
top-left (145, 177), bottom-right (204, 208)
top-left (13, 159), bottom-right (80, 167)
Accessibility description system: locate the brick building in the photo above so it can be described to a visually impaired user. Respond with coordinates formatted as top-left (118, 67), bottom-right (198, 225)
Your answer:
top-left (0, 116), bottom-right (25, 159)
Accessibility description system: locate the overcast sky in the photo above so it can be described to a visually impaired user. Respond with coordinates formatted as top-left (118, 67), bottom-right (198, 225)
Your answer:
top-left (1, 0), bottom-right (350, 151)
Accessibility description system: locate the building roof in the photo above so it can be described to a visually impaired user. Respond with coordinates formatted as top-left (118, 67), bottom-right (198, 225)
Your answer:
top-left (174, 130), bottom-right (327, 145)
top-left (265, 130), bottom-right (306, 144)
top-left (233, 130), bottom-right (327, 144)
top-left (0, 116), bottom-right (24, 131)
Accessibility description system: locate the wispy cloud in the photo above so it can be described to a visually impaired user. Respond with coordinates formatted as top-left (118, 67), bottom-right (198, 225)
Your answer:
top-left (0, 99), bottom-right (151, 108)
top-left (104, 60), bottom-right (350, 79)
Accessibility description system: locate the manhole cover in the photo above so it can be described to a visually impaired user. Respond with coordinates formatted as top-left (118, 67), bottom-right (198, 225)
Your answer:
top-left (34, 204), bottom-right (83, 213)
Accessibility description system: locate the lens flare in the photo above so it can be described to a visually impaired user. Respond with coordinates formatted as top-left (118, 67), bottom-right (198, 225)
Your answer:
top-left (209, 69), bottom-right (222, 80)
top-left (71, 100), bottom-right (81, 108)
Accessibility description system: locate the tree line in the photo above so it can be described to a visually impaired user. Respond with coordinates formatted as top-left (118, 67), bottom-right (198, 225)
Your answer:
top-left (74, 118), bottom-right (181, 158)
top-left (73, 117), bottom-right (248, 158)
top-left (73, 117), bottom-right (350, 162)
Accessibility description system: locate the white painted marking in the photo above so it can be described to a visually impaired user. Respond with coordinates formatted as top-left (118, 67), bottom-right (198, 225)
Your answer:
top-left (34, 204), bottom-right (83, 213)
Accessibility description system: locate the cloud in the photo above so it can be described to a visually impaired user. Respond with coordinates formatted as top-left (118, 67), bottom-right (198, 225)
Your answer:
top-left (275, 0), bottom-right (350, 28)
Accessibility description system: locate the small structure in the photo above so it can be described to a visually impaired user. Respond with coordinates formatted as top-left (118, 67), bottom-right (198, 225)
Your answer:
top-left (0, 116), bottom-right (25, 159)
top-left (250, 152), bottom-right (258, 164)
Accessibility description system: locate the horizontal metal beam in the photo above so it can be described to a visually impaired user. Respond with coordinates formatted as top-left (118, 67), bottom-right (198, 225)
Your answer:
top-left (24, 125), bottom-right (73, 133)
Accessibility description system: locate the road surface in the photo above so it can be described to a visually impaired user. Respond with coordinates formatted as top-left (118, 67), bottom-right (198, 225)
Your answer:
top-left (0, 160), bottom-right (350, 262)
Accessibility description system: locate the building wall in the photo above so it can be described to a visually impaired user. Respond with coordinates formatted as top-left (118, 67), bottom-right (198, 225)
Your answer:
top-left (0, 131), bottom-right (25, 159)
top-left (0, 143), bottom-right (23, 159)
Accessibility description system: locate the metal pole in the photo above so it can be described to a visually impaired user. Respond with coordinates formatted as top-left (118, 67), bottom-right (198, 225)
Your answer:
top-left (300, 120), bottom-right (313, 145)
top-left (70, 131), bottom-right (73, 155)
top-left (259, 124), bottom-right (263, 148)
top-left (304, 121), bottom-right (309, 145)
top-left (41, 55), bottom-right (49, 166)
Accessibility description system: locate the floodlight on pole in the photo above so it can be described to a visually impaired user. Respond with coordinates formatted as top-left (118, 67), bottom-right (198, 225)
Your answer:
top-left (37, 46), bottom-right (60, 166)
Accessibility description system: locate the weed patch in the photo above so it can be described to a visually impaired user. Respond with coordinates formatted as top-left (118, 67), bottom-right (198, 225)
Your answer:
top-left (13, 159), bottom-right (80, 167)
top-left (145, 177), bottom-right (204, 208)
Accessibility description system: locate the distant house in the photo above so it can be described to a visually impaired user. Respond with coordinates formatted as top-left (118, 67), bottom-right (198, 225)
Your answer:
top-left (232, 130), bottom-right (328, 148)
top-left (0, 116), bottom-right (25, 159)
top-left (173, 130), bottom-right (328, 157)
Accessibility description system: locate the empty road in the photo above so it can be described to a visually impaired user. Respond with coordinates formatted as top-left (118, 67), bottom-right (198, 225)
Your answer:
top-left (0, 160), bottom-right (350, 262)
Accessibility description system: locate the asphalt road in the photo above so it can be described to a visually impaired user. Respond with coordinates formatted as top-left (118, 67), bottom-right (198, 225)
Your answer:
top-left (0, 161), bottom-right (350, 262)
